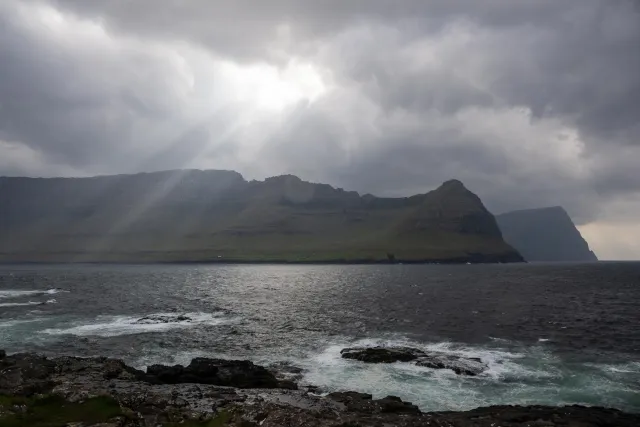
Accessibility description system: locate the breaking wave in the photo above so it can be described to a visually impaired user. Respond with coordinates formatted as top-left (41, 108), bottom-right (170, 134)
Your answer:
top-left (0, 289), bottom-right (67, 299)
top-left (41, 312), bottom-right (234, 338)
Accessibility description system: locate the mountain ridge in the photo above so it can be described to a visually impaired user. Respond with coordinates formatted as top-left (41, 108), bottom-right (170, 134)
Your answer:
top-left (0, 170), bottom-right (524, 264)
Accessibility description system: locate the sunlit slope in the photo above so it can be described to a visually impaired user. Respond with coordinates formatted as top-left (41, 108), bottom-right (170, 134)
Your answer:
top-left (0, 170), bottom-right (523, 263)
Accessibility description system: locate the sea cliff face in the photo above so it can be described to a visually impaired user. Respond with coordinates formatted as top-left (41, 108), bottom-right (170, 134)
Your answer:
top-left (496, 206), bottom-right (597, 262)
top-left (1, 351), bottom-right (638, 427)
top-left (0, 171), bottom-right (523, 264)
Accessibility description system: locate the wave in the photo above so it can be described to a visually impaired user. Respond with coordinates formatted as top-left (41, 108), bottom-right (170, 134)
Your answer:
top-left (0, 289), bottom-right (67, 299)
top-left (288, 336), bottom-right (640, 413)
top-left (0, 299), bottom-right (57, 308)
top-left (0, 318), bottom-right (47, 328)
top-left (41, 312), bottom-right (233, 338)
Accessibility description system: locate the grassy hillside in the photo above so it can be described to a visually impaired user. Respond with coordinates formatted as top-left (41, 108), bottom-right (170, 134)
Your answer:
top-left (0, 171), bottom-right (523, 263)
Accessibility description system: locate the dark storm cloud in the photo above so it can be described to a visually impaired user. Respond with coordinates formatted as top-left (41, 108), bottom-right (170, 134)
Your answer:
top-left (1, 0), bottom-right (640, 235)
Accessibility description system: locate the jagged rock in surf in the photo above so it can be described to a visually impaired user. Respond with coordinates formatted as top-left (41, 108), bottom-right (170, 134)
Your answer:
top-left (340, 346), bottom-right (488, 376)
top-left (134, 314), bottom-right (192, 324)
top-left (341, 346), bottom-right (423, 363)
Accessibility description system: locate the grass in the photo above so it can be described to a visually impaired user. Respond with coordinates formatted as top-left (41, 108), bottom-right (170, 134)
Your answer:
top-left (0, 178), bottom-right (520, 264)
top-left (0, 395), bottom-right (235, 427)
top-left (0, 394), bottom-right (123, 427)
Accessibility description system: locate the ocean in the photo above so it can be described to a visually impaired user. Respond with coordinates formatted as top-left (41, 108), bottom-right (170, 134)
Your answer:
top-left (1, 263), bottom-right (639, 412)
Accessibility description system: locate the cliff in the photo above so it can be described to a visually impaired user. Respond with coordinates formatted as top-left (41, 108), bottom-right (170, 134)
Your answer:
top-left (0, 170), bottom-right (523, 263)
top-left (496, 206), bottom-right (598, 262)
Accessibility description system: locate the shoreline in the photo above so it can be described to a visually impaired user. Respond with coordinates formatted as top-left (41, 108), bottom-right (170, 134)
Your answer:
top-left (1, 351), bottom-right (638, 427)
top-left (0, 255), bottom-right (526, 266)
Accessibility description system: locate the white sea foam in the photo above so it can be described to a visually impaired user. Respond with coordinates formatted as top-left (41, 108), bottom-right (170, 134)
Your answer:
top-left (282, 336), bottom-right (639, 412)
top-left (0, 299), bottom-right (57, 308)
top-left (0, 318), bottom-right (45, 328)
top-left (0, 289), bottom-right (67, 299)
top-left (41, 312), bottom-right (233, 338)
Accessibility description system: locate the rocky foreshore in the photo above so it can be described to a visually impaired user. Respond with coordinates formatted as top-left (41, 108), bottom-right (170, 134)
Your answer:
top-left (1, 350), bottom-right (638, 426)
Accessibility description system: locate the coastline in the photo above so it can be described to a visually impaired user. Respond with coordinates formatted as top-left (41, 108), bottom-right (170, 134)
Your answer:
top-left (0, 253), bottom-right (526, 265)
top-left (1, 351), bottom-right (638, 427)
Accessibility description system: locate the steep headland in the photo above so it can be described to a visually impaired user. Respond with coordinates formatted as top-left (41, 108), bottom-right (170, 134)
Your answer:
top-left (496, 206), bottom-right (598, 262)
top-left (0, 171), bottom-right (523, 263)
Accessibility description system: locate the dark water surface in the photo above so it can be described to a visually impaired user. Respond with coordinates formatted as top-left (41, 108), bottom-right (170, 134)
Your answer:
top-left (1, 263), bottom-right (639, 412)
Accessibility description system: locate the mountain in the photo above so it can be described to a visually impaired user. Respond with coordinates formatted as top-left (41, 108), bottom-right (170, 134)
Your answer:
top-left (0, 170), bottom-right (523, 263)
top-left (496, 206), bottom-right (598, 262)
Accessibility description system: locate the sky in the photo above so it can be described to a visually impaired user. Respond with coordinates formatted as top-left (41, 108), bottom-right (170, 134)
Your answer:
top-left (0, 0), bottom-right (639, 259)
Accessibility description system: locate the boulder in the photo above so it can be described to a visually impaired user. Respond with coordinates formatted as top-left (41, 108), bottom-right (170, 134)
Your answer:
top-left (379, 395), bottom-right (421, 414)
top-left (135, 314), bottom-right (192, 324)
top-left (415, 353), bottom-right (487, 376)
top-left (327, 391), bottom-right (421, 414)
top-left (340, 346), bottom-right (488, 376)
top-left (340, 346), bottom-right (423, 363)
top-left (146, 358), bottom-right (294, 389)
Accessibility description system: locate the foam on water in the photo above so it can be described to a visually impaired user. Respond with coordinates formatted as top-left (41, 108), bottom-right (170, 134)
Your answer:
top-left (41, 312), bottom-right (233, 338)
top-left (0, 299), bottom-right (57, 308)
top-left (289, 337), bottom-right (640, 413)
top-left (0, 318), bottom-right (46, 328)
top-left (0, 289), bottom-right (67, 299)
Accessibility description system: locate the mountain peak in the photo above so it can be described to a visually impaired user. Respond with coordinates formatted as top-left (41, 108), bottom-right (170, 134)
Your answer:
top-left (440, 179), bottom-right (466, 189)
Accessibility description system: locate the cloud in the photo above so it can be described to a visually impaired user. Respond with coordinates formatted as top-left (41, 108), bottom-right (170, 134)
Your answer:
top-left (1, 0), bottom-right (639, 257)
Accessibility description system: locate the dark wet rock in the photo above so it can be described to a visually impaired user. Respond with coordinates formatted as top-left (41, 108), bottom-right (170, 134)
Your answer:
top-left (415, 353), bottom-right (487, 376)
top-left (341, 346), bottom-right (488, 375)
top-left (135, 314), bottom-right (192, 324)
top-left (0, 352), bottom-right (56, 395)
top-left (340, 346), bottom-right (422, 363)
top-left (146, 357), bottom-right (295, 389)
top-left (326, 392), bottom-right (420, 415)
top-left (268, 361), bottom-right (305, 384)
top-left (1, 352), bottom-right (639, 426)
top-left (0, 349), bottom-right (5, 359)
top-left (378, 396), bottom-right (421, 414)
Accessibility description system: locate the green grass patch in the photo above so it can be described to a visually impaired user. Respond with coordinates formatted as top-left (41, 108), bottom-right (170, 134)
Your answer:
top-left (0, 394), bottom-right (122, 427)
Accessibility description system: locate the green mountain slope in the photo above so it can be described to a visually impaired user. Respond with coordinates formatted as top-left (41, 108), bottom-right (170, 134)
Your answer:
top-left (0, 170), bottom-right (523, 263)
top-left (496, 206), bottom-right (598, 262)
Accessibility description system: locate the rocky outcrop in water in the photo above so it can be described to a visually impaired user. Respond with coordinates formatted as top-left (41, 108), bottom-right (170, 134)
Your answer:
top-left (135, 314), bottom-right (193, 324)
top-left (341, 346), bottom-right (488, 376)
top-left (1, 350), bottom-right (639, 426)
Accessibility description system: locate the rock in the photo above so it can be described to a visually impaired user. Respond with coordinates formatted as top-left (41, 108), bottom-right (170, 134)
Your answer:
top-left (327, 391), bottom-right (373, 402)
top-left (0, 349), bottom-right (6, 359)
top-left (135, 314), bottom-right (192, 324)
top-left (378, 395), bottom-right (421, 414)
top-left (146, 358), bottom-right (293, 389)
top-left (0, 353), bottom-right (56, 395)
top-left (268, 361), bottom-right (305, 384)
top-left (415, 353), bottom-right (488, 376)
top-left (2, 352), bottom-right (640, 427)
top-left (327, 392), bottom-right (421, 415)
top-left (340, 346), bottom-right (423, 363)
top-left (340, 346), bottom-right (488, 376)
